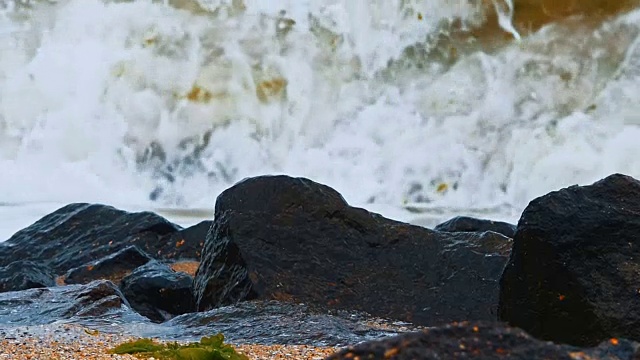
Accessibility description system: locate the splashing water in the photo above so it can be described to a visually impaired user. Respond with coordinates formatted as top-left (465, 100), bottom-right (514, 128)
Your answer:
top-left (492, 0), bottom-right (520, 40)
top-left (1, 0), bottom-right (640, 238)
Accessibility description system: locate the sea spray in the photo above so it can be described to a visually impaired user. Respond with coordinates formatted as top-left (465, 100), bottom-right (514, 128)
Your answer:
top-left (0, 0), bottom-right (639, 239)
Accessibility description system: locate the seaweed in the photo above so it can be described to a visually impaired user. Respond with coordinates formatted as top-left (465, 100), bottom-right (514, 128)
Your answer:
top-left (110, 333), bottom-right (249, 360)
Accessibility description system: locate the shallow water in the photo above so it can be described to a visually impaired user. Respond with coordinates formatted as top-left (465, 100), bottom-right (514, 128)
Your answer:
top-left (0, 282), bottom-right (421, 346)
top-left (2, 0), bottom-right (640, 239)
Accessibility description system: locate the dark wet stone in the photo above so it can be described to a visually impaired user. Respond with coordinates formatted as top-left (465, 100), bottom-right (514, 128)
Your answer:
top-left (142, 300), bottom-right (422, 346)
top-left (156, 220), bottom-right (211, 260)
top-left (64, 245), bottom-right (153, 285)
top-left (69, 280), bottom-right (129, 318)
top-left (0, 260), bottom-right (55, 293)
top-left (0, 203), bottom-right (182, 275)
top-left (500, 174), bottom-right (640, 346)
top-left (120, 260), bottom-right (195, 323)
top-left (0, 280), bottom-right (142, 326)
top-left (325, 321), bottom-right (640, 360)
top-left (434, 216), bottom-right (516, 238)
top-left (194, 175), bottom-right (511, 326)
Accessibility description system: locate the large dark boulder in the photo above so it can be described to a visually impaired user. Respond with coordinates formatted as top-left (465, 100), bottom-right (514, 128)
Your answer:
top-left (325, 321), bottom-right (640, 360)
top-left (435, 216), bottom-right (516, 238)
top-left (0, 260), bottom-right (55, 293)
top-left (500, 174), bottom-right (640, 346)
top-left (194, 175), bottom-right (511, 326)
top-left (120, 261), bottom-right (195, 322)
top-left (63, 245), bottom-right (153, 285)
top-left (0, 203), bottom-right (182, 275)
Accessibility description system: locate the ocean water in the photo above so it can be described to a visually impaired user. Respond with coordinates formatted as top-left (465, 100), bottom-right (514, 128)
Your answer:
top-left (1, 0), bottom-right (640, 241)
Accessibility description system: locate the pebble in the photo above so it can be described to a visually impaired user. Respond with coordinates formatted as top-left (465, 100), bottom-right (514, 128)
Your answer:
top-left (0, 324), bottom-right (340, 360)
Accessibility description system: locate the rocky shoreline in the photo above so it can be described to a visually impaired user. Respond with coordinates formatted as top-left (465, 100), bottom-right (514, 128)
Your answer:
top-left (2, 173), bottom-right (640, 359)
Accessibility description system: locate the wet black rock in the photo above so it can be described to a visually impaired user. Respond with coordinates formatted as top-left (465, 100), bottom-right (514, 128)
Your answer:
top-left (120, 260), bottom-right (195, 323)
top-left (0, 280), bottom-right (142, 326)
top-left (69, 280), bottom-right (130, 318)
top-left (0, 288), bottom-right (422, 347)
top-left (500, 174), bottom-right (640, 346)
top-left (325, 321), bottom-right (640, 360)
top-left (64, 245), bottom-right (153, 285)
top-left (143, 300), bottom-right (423, 346)
top-left (0, 203), bottom-right (181, 274)
top-left (0, 260), bottom-right (55, 293)
top-left (194, 175), bottom-right (512, 326)
top-left (156, 220), bottom-right (211, 260)
top-left (434, 216), bottom-right (516, 238)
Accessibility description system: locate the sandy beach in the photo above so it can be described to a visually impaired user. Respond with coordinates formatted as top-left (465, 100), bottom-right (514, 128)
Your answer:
top-left (0, 324), bottom-right (339, 360)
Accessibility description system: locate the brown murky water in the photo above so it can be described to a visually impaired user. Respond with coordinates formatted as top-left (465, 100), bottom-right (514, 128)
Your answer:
top-left (458, 0), bottom-right (640, 48)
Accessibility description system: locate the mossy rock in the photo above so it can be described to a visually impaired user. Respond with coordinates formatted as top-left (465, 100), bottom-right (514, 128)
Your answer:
top-left (110, 333), bottom-right (248, 360)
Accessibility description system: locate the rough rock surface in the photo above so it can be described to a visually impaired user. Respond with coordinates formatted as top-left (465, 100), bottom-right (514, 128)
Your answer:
top-left (120, 260), bottom-right (195, 322)
top-left (325, 321), bottom-right (640, 360)
top-left (63, 245), bottom-right (153, 285)
top-left (0, 203), bottom-right (182, 274)
top-left (147, 300), bottom-right (423, 346)
top-left (0, 280), bottom-right (140, 325)
top-left (500, 174), bottom-right (640, 346)
top-left (156, 220), bottom-right (211, 260)
top-left (0, 260), bottom-right (55, 293)
top-left (435, 216), bottom-right (516, 238)
top-left (194, 175), bottom-right (512, 326)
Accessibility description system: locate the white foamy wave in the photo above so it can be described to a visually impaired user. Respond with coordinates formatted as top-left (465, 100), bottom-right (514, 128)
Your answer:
top-left (0, 0), bottom-right (483, 205)
top-left (1, 0), bottom-right (640, 241)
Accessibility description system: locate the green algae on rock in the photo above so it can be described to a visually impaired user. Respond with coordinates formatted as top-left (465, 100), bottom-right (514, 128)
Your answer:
top-left (110, 333), bottom-right (249, 360)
